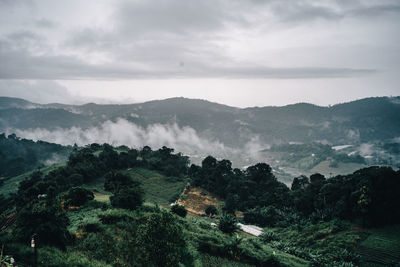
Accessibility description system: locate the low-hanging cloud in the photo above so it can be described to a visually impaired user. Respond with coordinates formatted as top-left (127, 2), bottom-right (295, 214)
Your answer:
top-left (11, 118), bottom-right (230, 156)
top-left (9, 118), bottom-right (270, 166)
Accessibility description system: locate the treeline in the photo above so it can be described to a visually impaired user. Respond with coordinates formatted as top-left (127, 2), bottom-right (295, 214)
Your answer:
top-left (0, 133), bottom-right (72, 178)
top-left (189, 156), bottom-right (400, 227)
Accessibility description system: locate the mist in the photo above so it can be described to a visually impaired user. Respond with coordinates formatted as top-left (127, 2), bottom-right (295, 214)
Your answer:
top-left (10, 118), bottom-right (267, 166)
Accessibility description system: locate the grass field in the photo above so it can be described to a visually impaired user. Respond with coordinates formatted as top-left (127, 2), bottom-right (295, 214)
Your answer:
top-left (121, 168), bottom-right (186, 206)
top-left (358, 225), bottom-right (400, 266)
top-left (0, 163), bottom-right (65, 195)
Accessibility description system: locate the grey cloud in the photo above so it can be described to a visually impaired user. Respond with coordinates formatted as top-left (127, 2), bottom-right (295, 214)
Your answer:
top-left (34, 18), bottom-right (56, 28)
top-left (349, 4), bottom-right (400, 17)
top-left (0, 0), bottom-right (392, 80)
top-left (0, 80), bottom-right (76, 104)
top-left (257, 0), bottom-right (400, 23)
top-left (0, 41), bottom-right (375, 79)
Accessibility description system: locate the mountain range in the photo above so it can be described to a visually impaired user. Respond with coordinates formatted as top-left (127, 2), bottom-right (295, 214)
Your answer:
top-left (1, 96), bottom-right (399, 148)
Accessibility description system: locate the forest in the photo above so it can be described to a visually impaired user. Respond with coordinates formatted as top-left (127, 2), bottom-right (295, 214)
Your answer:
top-left (0, 136), bottom-right (399, 266)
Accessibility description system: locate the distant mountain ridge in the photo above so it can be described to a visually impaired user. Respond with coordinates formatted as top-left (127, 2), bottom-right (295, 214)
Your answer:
top-left (0, 96), bottom-right (399, 147)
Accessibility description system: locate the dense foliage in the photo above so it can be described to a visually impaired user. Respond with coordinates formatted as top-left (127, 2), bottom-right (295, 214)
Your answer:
top-left (1, 139), bottom-right (400, 266)
top-left (0, 133), bottom-right (72, 178)
top-left (170, 204), bottom-right (187, 217)
top-left (190, 156), bottom-right (400, 227)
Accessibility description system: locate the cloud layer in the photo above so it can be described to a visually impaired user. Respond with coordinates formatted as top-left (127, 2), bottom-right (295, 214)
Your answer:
top-left (1, 0), bottom-right (397, 80)
top-left (11, 118), bottom-right (231, 156)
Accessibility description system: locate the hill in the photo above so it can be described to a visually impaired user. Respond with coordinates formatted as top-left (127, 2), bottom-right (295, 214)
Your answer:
top-left (1, 96), bottom-right (400, 147)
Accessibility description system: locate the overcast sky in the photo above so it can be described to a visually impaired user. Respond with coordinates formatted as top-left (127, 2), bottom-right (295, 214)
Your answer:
top-left (0, 0), bottom-right (399, 107)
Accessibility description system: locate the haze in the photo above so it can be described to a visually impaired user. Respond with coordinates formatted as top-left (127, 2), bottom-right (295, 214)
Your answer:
top-left (0, 0), bottom-right (399, 107)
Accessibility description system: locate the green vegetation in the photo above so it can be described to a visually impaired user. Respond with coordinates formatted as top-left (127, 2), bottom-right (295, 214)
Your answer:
top-left (171, 204), bottom-right (187, 217)
top-left (205, 205), bottom-right (218, 217)
top-left (358, 225), bottom-right (400, 266)
top-left (122, 168), bottom-right (186, 206)
top-left (218, 213), bottom-right (239, 234)
top-left (1, 140), bottom-right (399, 266)
top-left (0, 133), bottom-right (71, 178)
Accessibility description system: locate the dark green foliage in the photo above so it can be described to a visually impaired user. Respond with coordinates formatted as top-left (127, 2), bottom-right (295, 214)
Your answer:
top-left (244, 206), bottom-right (282, 227)
top-left (104, 172), bottom-right (139, 193)
top-left (64, 187), bottom-right (94, 207)
top-left (218, 213), bottom-right (239, 234)
top-left (141, 146), bottom-right (190, 178)
top-left (191, 158), bottom-right (290, 212)
top-left (291, 167), bottom-right (400, 226)
top-left (110, 187), bottom-right (144, 210)
top-left (15, 200), bottom-right (70, 248)
top-left (0, 133), bottom-right (72, 178)
top-left (171, 204), bottom-right (187, 217)
top-left (260, 230), bottom-right (278, 242)
top-left (205, 205), bottom-right (218, 217)
top-left (134, 211), bottom-right (193, 266)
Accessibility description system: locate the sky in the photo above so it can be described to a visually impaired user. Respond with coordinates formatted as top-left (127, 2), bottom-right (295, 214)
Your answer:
top-left (0, 0), bottom-right (399, 107)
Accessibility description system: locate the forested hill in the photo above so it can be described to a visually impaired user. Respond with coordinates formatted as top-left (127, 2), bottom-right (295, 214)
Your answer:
top-left (1, 96), bottom-right (400, 147)
top-left (0, 133), bottom-right (72, 178)
top-left (0, 141), bottom-right (399, 266)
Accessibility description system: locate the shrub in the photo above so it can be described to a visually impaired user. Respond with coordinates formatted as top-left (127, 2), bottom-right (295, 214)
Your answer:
top-left (205, 205), bottom-right (218, 217)
top-left (243, 206), bottom-right (282, 227)
top-left (171, 204), bottom-right (187, 217)
top-left (110, 187), bottom-right (144, 210)
top-left (331, 219), bottom-right (350, 233)
top-left (64, 187), bottom-right (94, 207)
top-left (218, 213), bottom-right (239, 234)
top-left (260, 230), bottom-right (278, 242)
top-left (15, 200), bottom-right (70, 249)
top-left (134, 211), bottom-right (193, 266)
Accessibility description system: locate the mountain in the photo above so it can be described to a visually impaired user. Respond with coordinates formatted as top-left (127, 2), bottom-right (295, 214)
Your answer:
top-left (1, 96), bottom-right (399, 148)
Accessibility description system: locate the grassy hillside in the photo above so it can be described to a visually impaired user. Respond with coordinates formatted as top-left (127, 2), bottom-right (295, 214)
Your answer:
top-left (64, 204), bottom-right (309, 267)
top-left (121, 168), bottom-right (186, 206)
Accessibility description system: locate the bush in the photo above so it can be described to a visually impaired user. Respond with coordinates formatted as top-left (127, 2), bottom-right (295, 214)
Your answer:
top-left (15, 200), bottom-right (70, 248)
top-left (260, 230), bottom-right (278, 242)
top-left (134, 211), bottom-right (193, 266)
top-left (218, 213), bottom-right (239, 234)
top-left (64, 187), bottom-right (94, 207)
top-left (171, 204), bottom-right (187, 217)
top-left (331, 219), bottom-right (350, 233)
top-left (110, 187), bottom-right (144, 210)
top-left (205, 205), bottom-right (218, 217)
top-left (244, 206), bottom-right (282, 227)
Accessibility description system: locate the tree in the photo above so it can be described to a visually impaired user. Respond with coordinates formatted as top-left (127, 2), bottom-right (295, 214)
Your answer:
top-left (171, 204), bottom-right (187, 217)
top-left (15, 200), bottom-right (70, 248)
top-left (134, 211), bottom-right (193, 266)
top-left (218, 213), bottom-right (239, 234)
top-left (110, 187), bottom-right (144, 210)
top-left (104, 172), bottom-right (139, 193)
top-left (243, 206), bottom-right (282, 227)
top-left (224, 194), bottom-right (239, 214)
top-left (205, 205), bottom-right (218, 217)
top-left (64, 187), bottom-right (94, 207)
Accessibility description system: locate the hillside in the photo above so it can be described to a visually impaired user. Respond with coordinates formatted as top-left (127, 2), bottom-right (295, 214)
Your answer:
top-left (1, 96), bottom-right (400, 147)
top-left (1, 141), bottom-right (399, 266)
